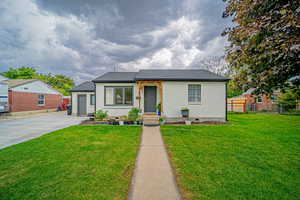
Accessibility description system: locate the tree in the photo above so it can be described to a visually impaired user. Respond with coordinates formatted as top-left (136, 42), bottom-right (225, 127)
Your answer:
top-left (1, 67), bottom-right (74, 95)
top-left (227, 80), bottom-right (243, 98)
top-left (2, 67), bottom-right (37, 79)
top-left (222, 0), bottom-right (300, 94)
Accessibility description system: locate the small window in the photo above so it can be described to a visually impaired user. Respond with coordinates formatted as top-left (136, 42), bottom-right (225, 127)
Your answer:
top-left (188, 84), bottom-right (201, 103)
top-left (90, 94), bottom-right (95, 105)
top-left (105, 86), bottom-right (133, 106)
top-left (256, 96), bottom-right (263, 103)
top-left (38, 94), bottom-right (45, 105)
top-left (271, 94), bottom-right (278, 103)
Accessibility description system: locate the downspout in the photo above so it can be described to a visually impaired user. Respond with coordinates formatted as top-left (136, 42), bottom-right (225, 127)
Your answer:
top-left (225, 82), bottom-right (228, 121)
top-left (94, 82), bottom-right (96, 115)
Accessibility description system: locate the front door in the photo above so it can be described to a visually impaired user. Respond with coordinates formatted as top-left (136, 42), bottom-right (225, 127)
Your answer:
top-left (78, 95), bottom-right (87, 116)
top-left (144, 86), bottom-right (157, 112)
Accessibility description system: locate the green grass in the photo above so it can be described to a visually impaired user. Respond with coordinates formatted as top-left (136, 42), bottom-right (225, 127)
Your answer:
top-left (161, 113), bottom-right (300, 200)
top-left (0, 125), bottom-right (141, 200)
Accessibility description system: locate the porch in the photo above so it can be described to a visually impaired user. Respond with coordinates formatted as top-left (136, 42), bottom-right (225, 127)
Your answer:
top-left (137, 81), bottom-right (163, 126)
top-left (137, 81), bottom-right (163, 114)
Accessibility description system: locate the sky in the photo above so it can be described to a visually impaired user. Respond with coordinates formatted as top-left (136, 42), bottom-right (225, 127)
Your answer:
top-left (0, 0), bottom-right (232, 83)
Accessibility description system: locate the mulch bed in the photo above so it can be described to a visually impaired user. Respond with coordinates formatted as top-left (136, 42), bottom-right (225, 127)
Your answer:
top-left (165, 121), bottom-right (228, 125)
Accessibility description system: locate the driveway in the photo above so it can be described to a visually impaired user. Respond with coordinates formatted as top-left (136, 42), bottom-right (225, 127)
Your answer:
top-left (0, 112), bottom-right (86, 149)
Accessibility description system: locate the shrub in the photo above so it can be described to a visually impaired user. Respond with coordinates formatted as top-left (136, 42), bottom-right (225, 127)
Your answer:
top-left (181, 107), bottom-right (189, 111)
top-left (156, 103), bottom-right (161, 112)
top-left (95, 110), bottom-right (108, 120)
top-left (128, 107), bottom-right (141, 121)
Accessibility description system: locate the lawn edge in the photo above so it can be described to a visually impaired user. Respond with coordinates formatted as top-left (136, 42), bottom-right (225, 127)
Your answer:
top-left (126, 127), bottom-right (144, 200)
top-left (159, 126), bottom-right (187, 200)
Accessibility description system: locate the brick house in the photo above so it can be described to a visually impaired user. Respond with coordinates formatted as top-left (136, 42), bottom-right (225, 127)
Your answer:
top-left (230, 88), bottom-right (282, 112)
top-left (3, 79), bottom-right (62, 113)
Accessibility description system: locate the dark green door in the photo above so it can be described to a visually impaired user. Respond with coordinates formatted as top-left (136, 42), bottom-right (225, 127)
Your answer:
top-left (144, 86), bottom-right (157, 112)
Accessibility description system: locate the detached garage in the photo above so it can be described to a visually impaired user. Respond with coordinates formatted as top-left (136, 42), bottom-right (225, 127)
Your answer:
top-left (70, 81), bottom-right (95, 116)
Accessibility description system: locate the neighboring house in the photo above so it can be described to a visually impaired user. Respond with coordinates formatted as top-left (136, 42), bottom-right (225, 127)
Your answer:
top-left (70, 69), bottom-right (230, 122)
top-left (229, 88), bottom-right (282, 112)
top-left (0, 74), bottom-right (9, 81)
top-left (0, 75), bottom-right (9, 113)
top-left (69, 81), bottom-right (95, 116)
top-left (3, 79), bottom-right (62, 113)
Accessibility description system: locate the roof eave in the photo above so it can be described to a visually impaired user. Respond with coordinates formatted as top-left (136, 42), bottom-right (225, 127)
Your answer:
top-left (135, 78), bottom-right (230, 82)
top-left (92, 80), bottom-right (135, 83)
top-left (69, 90), bottom-right (95, 92)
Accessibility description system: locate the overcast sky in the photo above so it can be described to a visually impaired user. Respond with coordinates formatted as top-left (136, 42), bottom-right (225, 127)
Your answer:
top-left (0, 0), bottom-right (232, 83)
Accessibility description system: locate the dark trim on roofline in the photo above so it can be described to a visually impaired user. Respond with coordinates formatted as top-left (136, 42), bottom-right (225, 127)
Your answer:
top-left (93, 79), bottom-right (230, 83)
top-left (92, 80), bottom-right (135, 83)
top-left (135, 78), bottom-right (230, 81)
top-left (69, 90), bottom-right (95, 92)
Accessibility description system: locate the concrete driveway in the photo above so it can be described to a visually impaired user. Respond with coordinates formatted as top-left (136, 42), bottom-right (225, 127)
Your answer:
top-left (0, 112), bottom-right (86, 149)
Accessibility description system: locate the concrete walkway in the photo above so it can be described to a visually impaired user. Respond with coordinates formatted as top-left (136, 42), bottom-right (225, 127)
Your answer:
top-left (129, 126), bottom-right (182, 200)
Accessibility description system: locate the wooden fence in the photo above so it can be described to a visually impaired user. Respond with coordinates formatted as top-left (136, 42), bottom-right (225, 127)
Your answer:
top-left (227, 98), bottom-right (247, 113)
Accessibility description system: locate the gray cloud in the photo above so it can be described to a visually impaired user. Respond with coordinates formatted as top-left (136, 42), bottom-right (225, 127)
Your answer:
top-left (0, 0), bottom-right (232, 83)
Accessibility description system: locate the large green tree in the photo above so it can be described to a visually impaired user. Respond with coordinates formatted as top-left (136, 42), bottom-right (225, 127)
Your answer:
top-left (222, 0), bottom-right (300, 94)
top-left (1, 67), bottom-right (74, 95)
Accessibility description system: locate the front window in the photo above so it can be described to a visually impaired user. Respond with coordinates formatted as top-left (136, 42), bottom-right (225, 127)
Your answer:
top-left (90, 94), bottom-right (95, 105)
top-left (38, 94), bottom-right (45, 105)
top-left (105, 86), bottom-right (133, 105)
top-left (188, 84), bottom-right (201, 103)
top-left (256, 96), bottom-right (263, 103)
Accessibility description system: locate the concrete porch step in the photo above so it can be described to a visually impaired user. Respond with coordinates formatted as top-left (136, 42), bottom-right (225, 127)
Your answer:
top-left (142, 114), bottom-right (160, 126)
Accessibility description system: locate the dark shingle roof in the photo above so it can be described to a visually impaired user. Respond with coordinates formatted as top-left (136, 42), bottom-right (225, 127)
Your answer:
top-left (93, 72), bottom-right (137, 83)
top-left (69, 81), bottom-right (95, 92)
top-left (92, 70), bottom-right (229, 83)
top-left (135, 69), bottom-right (230, 81)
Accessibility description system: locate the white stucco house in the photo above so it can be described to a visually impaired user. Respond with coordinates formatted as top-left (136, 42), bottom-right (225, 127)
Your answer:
top-left (70, 69), bottom-right (230, 122)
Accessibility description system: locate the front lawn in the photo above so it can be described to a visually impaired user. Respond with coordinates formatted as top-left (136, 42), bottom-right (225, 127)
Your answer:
top-left (161, 113), bottom-right (300, 200)
top-left (0, 125), bottom-right (141, 200)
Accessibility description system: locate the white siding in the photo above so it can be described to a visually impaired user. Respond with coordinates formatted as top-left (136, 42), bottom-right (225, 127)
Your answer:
top-left (12, 80), bottom-right (60, 94)
top-left (0, 75), bottom-right (8, 81)
top-left (71, 92), bottom-right (95, 115)
top-left (95, 83), bottom-right (137, 116)
top-left (94, 81), bottom-right (226, 120)
top-left (162, 81), bottom-right (226, 120)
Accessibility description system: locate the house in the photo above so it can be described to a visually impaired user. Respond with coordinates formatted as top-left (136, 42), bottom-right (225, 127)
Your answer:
top-left (70, 69), bottom-right (230, 122)
top-left (0, 75), bottom-right (9, 113)
top-left (228, 88), bottom-right (282, 112)
top-left (69, 81), bottom-right (95, 115)
top-left (0, 74), bottom-right (8, 81)
top-left (3, 79), bottom-right (63, 113)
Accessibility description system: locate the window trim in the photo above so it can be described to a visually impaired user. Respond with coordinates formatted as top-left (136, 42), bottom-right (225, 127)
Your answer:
top-left (188, 84), bottom-right (201, 104)
top-left (256, 95), bottom-right (263, 103)
top-left (38, 94), bottom-right (45, 106)
top-left (104, 86), bottom-right (134, 106)
top-left (90, 94), bottom-right (95, 105)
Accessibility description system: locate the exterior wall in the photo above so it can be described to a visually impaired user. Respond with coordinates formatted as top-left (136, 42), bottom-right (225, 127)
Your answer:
top-left (12, 80), bottom-right (60, 94)
top-left (95, 81), bottom-right (227, 121)
top-left (244, 91), bottom-right (281, 111)
top-left (9, 91), bottom-right (62, 112)
top-left (95, 83), bottom-right (137, 116)
top-left (71, 92), bottom-right (95, 115)
top-left (162, 82), bottom-right (226, 120)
